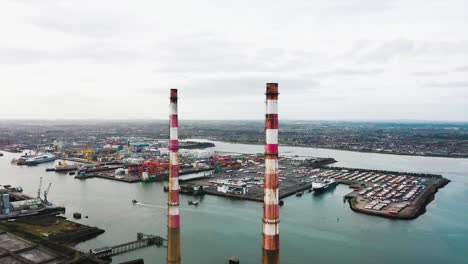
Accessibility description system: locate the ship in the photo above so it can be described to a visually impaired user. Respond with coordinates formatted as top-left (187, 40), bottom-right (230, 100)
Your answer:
top-left (25, 154), bottom-right (56, 166)
top-left (2, 185), bottom-right (23, 193)
top-left (140, 171), bottom-right (168, 183)
top-left (0, 184), bottom-right (65, 220)
top-left (311, 176), bottom-right (337, 192)
top-left (46, 161), bottom-right (79, 172)
top-left (11, 154), bottom-right (33, 165)
top-left (78, 164), bottom-right (116, 174)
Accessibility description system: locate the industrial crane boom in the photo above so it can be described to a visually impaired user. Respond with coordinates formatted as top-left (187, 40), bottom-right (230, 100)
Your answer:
top-left (37, 177), bottom-right (43, 198)
top-left (44, 183), bottom-right (52, 203)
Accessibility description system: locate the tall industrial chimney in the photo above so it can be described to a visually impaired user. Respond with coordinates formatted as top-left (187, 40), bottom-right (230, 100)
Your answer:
top-left (263, 83), bottom-right (280, 264)
top-left (167, 88), bottom-right (181, 264)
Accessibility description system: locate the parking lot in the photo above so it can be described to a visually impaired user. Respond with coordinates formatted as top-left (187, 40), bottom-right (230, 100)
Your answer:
top-left (191, 157), bottom-right (320, 201)
top-left (313, 169), bottom-right (444, 217)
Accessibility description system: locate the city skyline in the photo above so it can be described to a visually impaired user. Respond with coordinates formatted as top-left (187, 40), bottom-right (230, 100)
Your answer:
top-left (1, 0), bottom-right (467, 121)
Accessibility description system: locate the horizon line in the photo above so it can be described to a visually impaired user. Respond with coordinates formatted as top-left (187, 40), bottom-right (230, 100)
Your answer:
top-left (0, 118), bottom-right (467, 124)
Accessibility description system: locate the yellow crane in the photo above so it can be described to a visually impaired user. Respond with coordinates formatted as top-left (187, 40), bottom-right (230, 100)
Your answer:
top-left (79, 148), bottom-right (95, 161)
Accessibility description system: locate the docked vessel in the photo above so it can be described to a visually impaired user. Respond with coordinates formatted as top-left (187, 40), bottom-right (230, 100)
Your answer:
top-left (77, 164), bottom-right (117, 174)
top-left (46, 161), bottom-right (79, 172)
top-left (311, 176), bottom-right (336, 192)
top-left (2, 185), bottom-right (23, 193)
top-left (25, 154), bottom-right (56, 166)
top-left (0, 184), bottom-right (65, 220)
top-left (141, 171), bottom-right (168, 183)
top-left (11, 154), bottom-right (33, 165)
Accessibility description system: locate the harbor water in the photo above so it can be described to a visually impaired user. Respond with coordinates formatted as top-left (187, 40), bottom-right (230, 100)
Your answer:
top-left (0, 140), bottom-right (467, 264)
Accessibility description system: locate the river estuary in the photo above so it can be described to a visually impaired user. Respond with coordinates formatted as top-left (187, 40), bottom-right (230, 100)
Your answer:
top-left (0, 140), bottom-right (467, 264)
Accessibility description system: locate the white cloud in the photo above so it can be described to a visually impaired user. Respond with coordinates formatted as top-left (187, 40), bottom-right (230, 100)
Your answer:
top-left (0, 0), bottom-right (467, 121)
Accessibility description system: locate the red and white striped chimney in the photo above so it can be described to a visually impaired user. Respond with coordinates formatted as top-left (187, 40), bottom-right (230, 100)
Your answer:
top-left (263, 83), bottom-right (280, 264)
top-left (167, 88), bottom-right (181, 264)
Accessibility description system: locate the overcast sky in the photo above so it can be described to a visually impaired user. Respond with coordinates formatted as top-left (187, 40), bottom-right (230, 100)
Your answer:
top-left (1, 0), bottom-right (467, 121)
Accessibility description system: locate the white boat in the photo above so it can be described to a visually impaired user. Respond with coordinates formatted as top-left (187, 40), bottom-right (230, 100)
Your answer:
top-left (188, 200), bottom-right (199, 206)
top-left (311, 176), bottom-right (336, 192)
top-left (11, 154), bottom-right (32, 165)
top-left (25, 154), bottom-right (56, 165)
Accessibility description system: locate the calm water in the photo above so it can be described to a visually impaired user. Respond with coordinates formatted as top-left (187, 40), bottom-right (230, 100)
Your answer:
top-left (1, 140), bottom-right (467, 264)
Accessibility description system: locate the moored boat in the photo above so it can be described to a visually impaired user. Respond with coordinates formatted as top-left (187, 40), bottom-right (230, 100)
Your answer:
top-left (311, 176), bottom-right (337, 193)
top-left (141, 171), bottom-right (168, 183)
top-left (53, 161), bottom-right (78, 172)
top-left (11, 154), bottom-right (33, 165)
top-left (25, 154), bottom-right (56, 166)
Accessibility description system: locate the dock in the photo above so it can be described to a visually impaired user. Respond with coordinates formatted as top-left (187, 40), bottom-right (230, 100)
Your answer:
top-left (316, 167), bottom-right (450, 219)
top-left (188, 157), bottom-right (320, 201)
top-left (75, 168), bottom-right (214, 184)
top-left (75, 173), bottom-right (141, 183)
top-left (91, 233), bottom-right (165, 259)
top-left (203, 183), bottom-right (312, 202)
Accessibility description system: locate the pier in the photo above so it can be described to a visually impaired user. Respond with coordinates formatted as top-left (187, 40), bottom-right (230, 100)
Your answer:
top-left (188, 157), bottom-right (322, 201)
top-left (91, 233), bottom-right (166, 259)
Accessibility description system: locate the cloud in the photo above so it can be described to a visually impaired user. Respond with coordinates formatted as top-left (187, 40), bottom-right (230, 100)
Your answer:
top-left (454, 66), bottom-right (468, 72)
top-left (426, 81), bottom-right (468, 89)
top-left (24, 0), bottom-right (140, 38)
top-left (280, 0), bottom-right (395, 17)
top-left (1, 0), bottom-right (467, 120)
top-left (0, 44), bottom-right (142, 65)
top-left (411, 71), bottom-right (448, 76)
top-left (316, 68), bottom-right (384, 77)
top-left (139, 76), bottom-right (320, 98)
top-left (363, 39), bottom-right (416, 62)
top-left (360, 39), bottom-right (468, 63)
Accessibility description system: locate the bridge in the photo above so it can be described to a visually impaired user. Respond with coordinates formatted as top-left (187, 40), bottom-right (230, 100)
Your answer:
top-left (91, 233), bottom-right (166, 259)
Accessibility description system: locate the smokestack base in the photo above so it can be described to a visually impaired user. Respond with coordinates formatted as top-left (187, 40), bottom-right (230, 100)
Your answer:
top-left (262, 249), bottom-right (280, 264)
top-left (167, 227), bottom-right (181, 264)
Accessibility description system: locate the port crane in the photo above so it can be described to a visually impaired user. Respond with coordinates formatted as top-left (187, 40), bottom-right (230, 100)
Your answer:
top-left (79, 148), bottom-right (95, 162)
top-left (37, 177), bottom-right (43, 198)
top-left (43, 183), bottom-right (52, 203)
